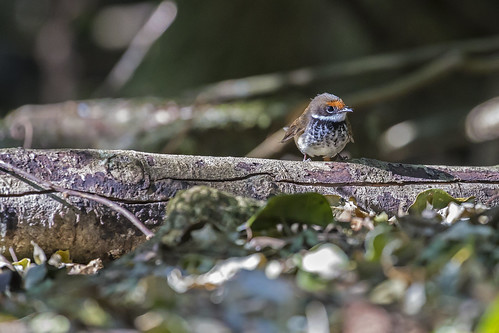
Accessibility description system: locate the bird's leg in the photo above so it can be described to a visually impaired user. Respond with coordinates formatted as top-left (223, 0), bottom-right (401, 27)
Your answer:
top-left (323, 156), bottom-right (331, 162)
top-left (334, 154), bottom-right (347, 161)
top-left (302, 154), bottom-right (308, 162)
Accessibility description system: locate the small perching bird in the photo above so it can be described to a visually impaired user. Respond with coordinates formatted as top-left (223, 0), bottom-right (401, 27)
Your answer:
top-left (281, 93), bottom-right (354, 161)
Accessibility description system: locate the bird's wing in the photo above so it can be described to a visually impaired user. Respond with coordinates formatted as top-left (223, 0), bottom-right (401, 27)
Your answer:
top-left (280, 117), bottom-right (305, 143)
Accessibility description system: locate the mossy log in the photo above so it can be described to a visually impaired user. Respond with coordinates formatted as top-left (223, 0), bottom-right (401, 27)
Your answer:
top-left (0, 148), bottom-right (497, 262)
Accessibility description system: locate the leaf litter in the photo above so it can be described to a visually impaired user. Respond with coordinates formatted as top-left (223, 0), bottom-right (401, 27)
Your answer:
top-left (0, 186), bottom-right (498, 332)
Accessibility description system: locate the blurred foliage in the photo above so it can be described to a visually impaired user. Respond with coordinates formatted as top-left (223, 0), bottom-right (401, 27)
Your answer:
top-left (0, 186), bottom-right (498, 332)
top-left (246, 193), bottom-right (333, 231)
top-left (409, 188), bottom-right (475, 215)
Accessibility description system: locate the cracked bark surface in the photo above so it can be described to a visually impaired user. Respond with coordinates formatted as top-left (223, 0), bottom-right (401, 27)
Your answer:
top-left (0, 148), bottom-right (498, 262)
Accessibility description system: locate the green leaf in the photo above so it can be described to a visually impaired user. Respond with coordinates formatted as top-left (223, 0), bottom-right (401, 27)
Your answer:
top-left (374, 212), bottom-right (389, 224)
top-left (476, 295), bottom-right (499, 333)
top-left (364, 224), bottom-right (393, 262)
top-left (369, 278), bottom-right (408, 305)
top-left (78, 299), bottom-right (111, 327)
top-left (28, 313), bottom-right (70, 333)
top-left (12, 258), bottom-right (31, 274)
top-left (55, 250), bottom-right (71, 264)
top-left (295, 270), bottom-right (327, 292)
top-left (24, 264), bottom-right (47, 289)
top-left (408, 189), bottom-right (474, 215)
top-left (246, 193), bottom-right (334, 231)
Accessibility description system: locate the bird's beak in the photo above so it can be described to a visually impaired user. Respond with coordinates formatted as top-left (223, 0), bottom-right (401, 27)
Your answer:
top-left (341, 106), bottom-right (353, 113)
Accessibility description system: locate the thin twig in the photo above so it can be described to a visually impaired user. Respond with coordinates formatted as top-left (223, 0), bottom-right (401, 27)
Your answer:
top-left (9, 247), bottom-right (18, 262)
top-left (94, 1), bottom-right (177, 96)
top-left (194, 34), bottom-right (499, 103)
top-left (0, 159), bottom-right (154, 239)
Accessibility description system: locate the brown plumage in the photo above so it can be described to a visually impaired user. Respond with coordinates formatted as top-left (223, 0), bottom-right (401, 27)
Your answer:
top-left (281, 93), bottom-right (354, 161)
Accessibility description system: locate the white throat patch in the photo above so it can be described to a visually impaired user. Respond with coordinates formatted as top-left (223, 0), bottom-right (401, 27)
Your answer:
top-left (311, 113), bottom-right (347, 122)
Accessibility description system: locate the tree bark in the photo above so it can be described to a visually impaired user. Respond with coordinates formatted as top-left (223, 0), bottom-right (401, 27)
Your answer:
top-left (0, 148), bottom-right (497, 262)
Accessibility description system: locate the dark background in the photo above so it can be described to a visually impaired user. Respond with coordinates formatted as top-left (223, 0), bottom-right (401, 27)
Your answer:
top-left (1, 0), bottom-right (499, 165)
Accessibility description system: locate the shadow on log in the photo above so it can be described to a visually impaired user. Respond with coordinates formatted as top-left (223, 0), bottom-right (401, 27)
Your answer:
top-left (0, 148), bottom-right (497, 262)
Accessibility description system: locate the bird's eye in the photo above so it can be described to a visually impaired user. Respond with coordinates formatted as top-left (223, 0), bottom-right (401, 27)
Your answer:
top-left (326, 105), bottom-right (335, 113)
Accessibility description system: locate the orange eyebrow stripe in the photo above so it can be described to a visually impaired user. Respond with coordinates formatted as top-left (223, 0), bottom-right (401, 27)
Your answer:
top-left (326, 100), bottom-right (345, 109)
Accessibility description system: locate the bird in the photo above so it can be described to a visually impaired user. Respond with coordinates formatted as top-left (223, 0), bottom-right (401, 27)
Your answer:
top-left (281, 93), bottom-right (354, 161)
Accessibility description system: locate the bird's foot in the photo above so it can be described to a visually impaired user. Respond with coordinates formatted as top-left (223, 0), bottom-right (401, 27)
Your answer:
top-left (323, 154), bottom-right (347, 162)
top-left (336, 154), bottom-right (348, 161)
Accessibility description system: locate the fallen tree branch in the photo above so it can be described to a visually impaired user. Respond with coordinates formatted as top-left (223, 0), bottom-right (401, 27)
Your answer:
top-left (0, 148), bottom-right (497, 261)
top-left (0, 160), bottom-right (154, 239)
